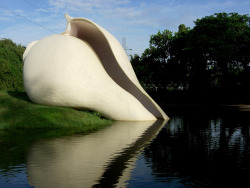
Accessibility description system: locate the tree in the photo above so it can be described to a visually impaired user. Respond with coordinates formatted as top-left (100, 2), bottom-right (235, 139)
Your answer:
top-left (130, 54), bottom-right (151, 88)
top-left (131, 29), bottom-right (175, 90)
top-left (131, 12), bottom-right (250, 92)
top-left (188, 12), bottom-right (250, 90)
top-left (0, 39), bottom-right (26, 91)
top-left (131, 26), bottom-right (190, 90)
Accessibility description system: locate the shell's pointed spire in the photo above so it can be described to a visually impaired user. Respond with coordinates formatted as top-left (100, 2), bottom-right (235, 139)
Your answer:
top-left (64, 14), bottom-right (73, 23)
top-left (63, 14), bottom-right (73, 35)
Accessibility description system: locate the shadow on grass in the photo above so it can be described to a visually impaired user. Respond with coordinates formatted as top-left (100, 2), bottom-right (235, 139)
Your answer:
top-left (7, 91), bottom-right (31, 103)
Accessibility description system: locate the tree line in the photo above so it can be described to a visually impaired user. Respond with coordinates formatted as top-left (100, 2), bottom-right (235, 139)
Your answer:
top-left (131, 12), bottom-right (250, 94)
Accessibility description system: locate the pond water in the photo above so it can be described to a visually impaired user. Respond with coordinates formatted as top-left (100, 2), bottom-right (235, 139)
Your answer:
top-left (0, 105), bottom-right (250, 187)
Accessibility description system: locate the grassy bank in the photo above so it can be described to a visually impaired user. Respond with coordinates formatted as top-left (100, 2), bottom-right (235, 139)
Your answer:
top-left (0, 90), bottom-right (112, 130)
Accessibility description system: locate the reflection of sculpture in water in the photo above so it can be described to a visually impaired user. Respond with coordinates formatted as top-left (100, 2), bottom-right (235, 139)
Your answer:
top-left (23, 14), bottom-right (168, 121)
top-left (27, 120), bottom-right (167, 188)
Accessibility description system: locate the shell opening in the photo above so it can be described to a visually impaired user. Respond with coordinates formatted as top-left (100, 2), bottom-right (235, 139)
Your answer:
top-left (63, 18), bottom-right (165, 119)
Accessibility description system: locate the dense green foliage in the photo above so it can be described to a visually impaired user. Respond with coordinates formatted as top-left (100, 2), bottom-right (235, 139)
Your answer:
top-left (131, 12), bottom-right (250, 92)
top-left (0, 39), bottom-right (25, 91)
top-left (0, 91), bottom-right (112, 129)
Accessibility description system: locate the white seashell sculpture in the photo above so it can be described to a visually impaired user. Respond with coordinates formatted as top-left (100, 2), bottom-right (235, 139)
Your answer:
top-left (23, 14), bottom-right (169, 121)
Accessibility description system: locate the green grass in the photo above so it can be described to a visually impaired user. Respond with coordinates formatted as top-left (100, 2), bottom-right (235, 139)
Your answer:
top-left (0, 90), bottom-right (112, 130)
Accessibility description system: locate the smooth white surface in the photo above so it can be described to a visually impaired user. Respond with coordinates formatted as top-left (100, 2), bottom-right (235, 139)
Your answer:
top-left (23, 15), bottom-right (169, 121)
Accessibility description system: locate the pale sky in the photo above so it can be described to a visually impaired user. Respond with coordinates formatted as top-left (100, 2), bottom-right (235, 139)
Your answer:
top-left (0, 0), bottom-right (249, 55)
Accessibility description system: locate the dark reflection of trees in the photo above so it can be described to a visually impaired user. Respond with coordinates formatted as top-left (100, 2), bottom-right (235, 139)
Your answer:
top-left (143, 110), bottom-right (250, 187)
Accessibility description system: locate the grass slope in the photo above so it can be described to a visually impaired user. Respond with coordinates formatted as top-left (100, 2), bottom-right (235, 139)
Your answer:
top-left (0, 91), bottom-right (112, 130)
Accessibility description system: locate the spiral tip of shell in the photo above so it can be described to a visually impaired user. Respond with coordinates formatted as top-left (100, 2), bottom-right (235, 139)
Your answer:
top-left (64, 14), bottom-right (73, 23)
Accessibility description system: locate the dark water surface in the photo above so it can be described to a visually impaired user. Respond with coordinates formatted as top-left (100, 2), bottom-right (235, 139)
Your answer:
top-left (1, 105), bottom-right (250, 187)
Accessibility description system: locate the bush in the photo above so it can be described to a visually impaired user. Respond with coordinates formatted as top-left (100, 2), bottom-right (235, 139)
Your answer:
top-left (0, 39), bottom-right (25, 91)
